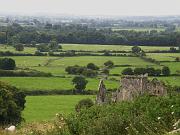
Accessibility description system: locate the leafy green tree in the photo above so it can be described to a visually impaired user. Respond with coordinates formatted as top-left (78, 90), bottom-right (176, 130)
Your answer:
top-left (72, 76), bottom-right (88, 93)
top-left (87, 63), bottom-right (99, 70)
top-left (101, 68), bottom-right (109, 75)
top-left (175, 57), bottom-right (180, 62)
top-left (0, 58), bottom-right (16, 70)
top-left (146, 67), bottom-right (156, 76)
top-left (132, 46), bottom-right (141, 54)
top-left (162, 66), bottom-right (170, 76)
top-left (31, 41), bottom-right (37, 46)
top-left (104, 60), bottom-right (114, 68)
top-left (14, 43), bottom-right (24, 51)
top-left (134, 68), bottom-right (146, 75)
top-left (122, 68), bottom-right (133, 75)
top-left (48, 40), bottom-right (59, 51)
top-left (82, 69), bottom-right (98, 78)
top-left (11, 35), bottom-right (20, 45)
top-left (154, 69), bottom-right (162, 76)
top-left (37, 43), bottom-right (49, 52)
top-left (0, 81), bottom-right (26, 124)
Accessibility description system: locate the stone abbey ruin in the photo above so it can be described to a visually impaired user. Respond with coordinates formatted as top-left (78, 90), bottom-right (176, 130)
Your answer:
top-left (96, 74), bottom-right (167, 104)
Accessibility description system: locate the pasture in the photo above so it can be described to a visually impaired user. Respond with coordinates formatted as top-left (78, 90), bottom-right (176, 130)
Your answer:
top-left (0, 44), bottom-right (36, 54)
top-left (23, 95), bottom-right (96, 122)
top-left (146, 53), bottom-right (180, 61)
top-left (0, 77), bottom-right (119, 91)
top-left (1, 56), bottom-right (158, 76)
top-left (0, 44), bottom-right (179, 123)
top-left (61, 44), bottom-right (172, 52)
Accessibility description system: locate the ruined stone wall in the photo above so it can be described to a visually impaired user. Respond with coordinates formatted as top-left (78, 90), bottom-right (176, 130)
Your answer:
top-left (97, 75), bottom-right (167, 104)
top-left (116, 75), bottom-right (167, 101)
top-left (117, 75), bottom-right (149, 101)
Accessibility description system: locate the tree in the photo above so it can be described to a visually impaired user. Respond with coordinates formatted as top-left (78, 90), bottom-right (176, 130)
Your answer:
top-left (104, 60), bottom-right (114, 68)
top-left (31, 41), bottom-right (37, 46)
top-left (134, 68), bottom-right (146, 75)
top-left (162, 66), bottom-right (170, 76)
top-left (82, 69), bottom-right (98, 77)
top-left (75, 98), bottom-right (94, 112)
top-left (72, 76), bottom-right (88, 93)
top-left (131, 46), bottom-right (141, 54)
top-left (48, 40), bottom-right (59, 51)
top-left (146, 67), bottom-right (156, 76)
top-left (0, 81), bottom-right (26, 124)
top-left (154, 69), bottom-right (161, 76)
top-left (175, 57), bottom-right (180, 62)
top-left (0, 58), bottom-right (16, 70)
top-left (59, 44), bottom-right (62, 49)
top-left (14, 43), bottom-right (24, 51)
top-left (122, 68), bottom-right (133, 75)
top-left (37, 43), bottom-right (49, 52)
top-left (87, 63), bottom-right (99, 70)
top-left (101, 68), bottom-right (109, 75)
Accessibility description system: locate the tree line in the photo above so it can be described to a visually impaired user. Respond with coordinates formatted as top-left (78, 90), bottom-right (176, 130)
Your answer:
top-left (0, 23), bottom-right (180, 47)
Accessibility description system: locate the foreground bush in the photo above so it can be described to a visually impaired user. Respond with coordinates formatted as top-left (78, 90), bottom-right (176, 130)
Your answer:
top-left (65, 94), bottom-right (180, 135)
top-left (0, 81), bottom-right (26, 125)
top-left (0, 58), bottom-right (16, 70)
top-left (75, 98), bottom-right (94, 112)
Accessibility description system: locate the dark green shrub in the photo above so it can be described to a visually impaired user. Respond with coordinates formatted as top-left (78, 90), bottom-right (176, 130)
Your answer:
top-left (66, 94), bottom-right (180, 135)
top-left (104, 60), bottom-right (114, 68)
top-left (146, 67), bottom-right (156, 76)
top-left (75, 98), bottom-right (94, 112)
top-left (82, 69), bottom-right (98, 77)
top-left (0, 58), bottom-right (16, 70)
top-left (134, 67), bottom-right (146, 75)
top-left (72, 76), bottom-right (88, 93)
top-left (122, 68), bottom-right (134, 75)
top-left (162, 66), bottom-right (170, 76)
top-left (0, 81), bottom-right (26, 125)
top-left (131, 46), bottom-right (141, 54)
top-left (101, 68), bottom-right (109, 75)
top-left (14, 43), bottom-right (24, 51)
top-left (87, 63), bottom-right (99, 70)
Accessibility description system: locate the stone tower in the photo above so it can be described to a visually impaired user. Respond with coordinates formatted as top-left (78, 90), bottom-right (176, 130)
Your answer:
top-left (96, 79), bottom-right (107, 104)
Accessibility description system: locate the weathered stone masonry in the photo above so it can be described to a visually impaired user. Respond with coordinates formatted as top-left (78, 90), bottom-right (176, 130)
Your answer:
top-left (97, 75), bottom-right (167, 104)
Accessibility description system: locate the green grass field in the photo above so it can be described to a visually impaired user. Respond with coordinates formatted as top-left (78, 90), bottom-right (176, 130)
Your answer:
top-left (1, 56), bottom-right (157, 76)
top-left (146, 53), bottom-right (180, 61)
top-left (23, 95), bottom-right (96, 122)
top-left (61, 44), bottom-right (172, 52)
top-left (155, 76), bottom-right (180, 86)
top-left (0, 77), bottom-right (119, 91)
top-left (162, 62), bottom-right (180, 74)
top-left (0, 44), bottom-right (36, 54)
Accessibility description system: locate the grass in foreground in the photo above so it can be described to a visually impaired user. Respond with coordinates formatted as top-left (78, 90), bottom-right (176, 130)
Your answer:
top-left (23, 95), bottom-right (95, 122)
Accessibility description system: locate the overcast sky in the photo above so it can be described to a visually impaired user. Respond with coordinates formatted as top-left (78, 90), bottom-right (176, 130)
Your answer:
top-left (0, 0), bottom-right (180, 16)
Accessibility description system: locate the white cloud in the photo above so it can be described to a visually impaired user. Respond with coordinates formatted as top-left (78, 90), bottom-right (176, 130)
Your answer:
top-left (0, 0), bottom-right (180, 16)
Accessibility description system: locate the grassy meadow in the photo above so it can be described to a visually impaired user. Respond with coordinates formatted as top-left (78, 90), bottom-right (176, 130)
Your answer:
top-left (0, 43), bottom-right (179, 122)
top-left (61, 44), bottom-right (172, 52)
top-left (0, 77), bottom-right (119, 91)
top-left (146, 53), bottom-right (180, 61)
top-left (23, 95), bottom-right (96, 122)
top-left (0, 44), bottom-right (36, 54)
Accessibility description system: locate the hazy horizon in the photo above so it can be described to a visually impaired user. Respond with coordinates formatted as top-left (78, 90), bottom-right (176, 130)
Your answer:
top-left (0, 0), bottom-right (180, 16)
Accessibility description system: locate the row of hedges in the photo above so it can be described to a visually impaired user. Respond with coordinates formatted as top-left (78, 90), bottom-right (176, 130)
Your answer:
top-left (122, 66), bottom-right (171, 76)
top-left (0, 50), bottom-right (136, 57)
top-left (0, 70), bottom-right (52, 77)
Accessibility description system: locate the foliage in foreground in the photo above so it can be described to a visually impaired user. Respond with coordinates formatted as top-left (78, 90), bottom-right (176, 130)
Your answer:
top-left (2, 94), bottom-right (179, 135)
top-left (65, 94), bottom-right (180, 135)
top-left (0, 81), bottom-right (26, 125)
